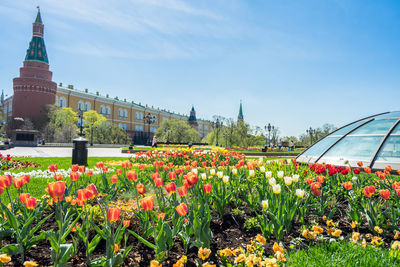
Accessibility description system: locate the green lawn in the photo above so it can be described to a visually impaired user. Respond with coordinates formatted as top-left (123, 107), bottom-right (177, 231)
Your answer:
top-left (286, 241), bottom-right (399, 267)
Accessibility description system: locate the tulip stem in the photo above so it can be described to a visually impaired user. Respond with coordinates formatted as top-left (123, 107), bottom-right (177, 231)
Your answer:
top-left (6, 188), bottom-right (13, 211)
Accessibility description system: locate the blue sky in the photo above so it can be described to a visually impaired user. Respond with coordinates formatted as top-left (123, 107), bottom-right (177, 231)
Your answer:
top-left (0, 0), bottom-right (399, 137)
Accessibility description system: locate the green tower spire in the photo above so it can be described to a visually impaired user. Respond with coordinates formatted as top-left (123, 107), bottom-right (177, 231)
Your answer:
top-left (35, 6), bottom-right (42, 24)
top-left (238, 101), bottom-right (244, 122)
top-left (25, 7), bottom-right (48, 63)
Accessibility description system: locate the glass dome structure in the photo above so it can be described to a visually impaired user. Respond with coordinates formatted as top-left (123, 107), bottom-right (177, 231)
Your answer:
top-left (297, 111), bottom-right (400, 170)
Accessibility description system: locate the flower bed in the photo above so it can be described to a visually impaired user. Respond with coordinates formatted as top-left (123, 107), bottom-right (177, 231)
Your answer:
top-left (0, 150), bottom-right (399, 266)
top-left (0, 154), bottom-right (40, 171)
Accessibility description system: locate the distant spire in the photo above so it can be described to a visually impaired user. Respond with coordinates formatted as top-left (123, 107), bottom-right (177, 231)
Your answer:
top-left (1, 90), bottom-right (4, 104)
top-left (238, 100), bottom-right (244, 122)
top-left (35, 6), bottom-right (42, 24)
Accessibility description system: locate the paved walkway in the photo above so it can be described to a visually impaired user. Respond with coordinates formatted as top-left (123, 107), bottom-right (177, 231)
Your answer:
top-left (4, 147), bottom-right (131, 158)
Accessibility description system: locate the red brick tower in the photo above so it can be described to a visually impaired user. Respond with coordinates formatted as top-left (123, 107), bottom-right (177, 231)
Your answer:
top-left (12, 7), bottom-right (57, 127)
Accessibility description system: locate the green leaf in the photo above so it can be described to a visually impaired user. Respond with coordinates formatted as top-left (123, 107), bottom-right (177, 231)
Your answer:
top-left (0, 202), bottom-right (18, 229)
top-left (128, 230), bottom-right (156, 250)
top-left (59, 243), bottom-right (73, 263)
top-left (0, 243), bottom-right (22, 255)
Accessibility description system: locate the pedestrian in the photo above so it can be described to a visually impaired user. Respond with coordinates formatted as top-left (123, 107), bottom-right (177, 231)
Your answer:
top-left (278, 139), bottom-right (282, 150)
top-left (152, 135), bottom-right (158, 148)
top-left (289, 140), bottom-right (295, 151)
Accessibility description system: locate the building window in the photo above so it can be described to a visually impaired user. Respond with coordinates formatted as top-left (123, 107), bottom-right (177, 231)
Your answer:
top-left (106, 106), bottom-right (111, 115)
top-left (135, 126), bottom-right (143, 132)
top-left (4, 106), bottom-right (7, 114)
top-left (136, 112), bottom-right (143, 120)
top-left (8, 104), bottom-right (11, 113)
top-left (85, 102), bottom-right (91, 111)
top-left (59, 97), bottom-right (67, 107)
top-left (78, 101), bottom-right (84, 112)
top-left (150, 127), bottom-right (157, 133)
top-left (199, 124), bottom-right (202, 130)
top-left (205, 126), bottom-right (208, 131)
top-left (124, 109), bottom-right (128, 118)
top-left (100, 105), bottom-right (105, 114)
top-left (55, 96), bottom-right (59, 106)
top-left (118, 124), bottom-right (127, 130)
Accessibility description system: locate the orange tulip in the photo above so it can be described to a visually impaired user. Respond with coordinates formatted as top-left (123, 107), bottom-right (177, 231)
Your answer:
top-left (48, 164), bottom-right (58, 172)
top-left (14, 177), bottom-right (24, 189)
top-left (25, 197), bottom-right (37, 209)
top-left (203, 184), bottom-right (212, 194)
top-left (157, 212), bottom-right (166, 221)
top-left (117, 169), bottom-right (122, 175)
top-left (364, 167), bottom-right (371, 174)
top-left (22, 175), bottom-right (30, 184)
top-left (176, 203), bottom-right (188, 216)
top-left (110, 175), bottom-right (118, 184)
top-left (165, 182), bottom-right (177, 194)
top-left (114, 244), bottom-right (121, 253)
top-left (385, 165), bottom-right (392, 173)
top-left (71, 164), bottom-right (79, 172)
top-left (136, 184), bottom-right (146, 195)
top-left (343, 182), bottom-right (352, 190)
top-left (54, 174), bottom-right (63, 181)
top-left (86, 170), bottom-right (93, 176)
top-left (70, 172), bottom-right (80, 182)
top-left (357, 161), bottom-right (363, 167)
top-left (47, 181), bottom-right (66, 202)
top-left (77, 189), bottom-right (89, 203)
top-left (379, 189), bottom-right (390, 199)
top-left (96, 162), bottom-right (103, 169)
top-left (19, 193), bottom-right (30, 204)
top-left (0, 175), bottom-right (13, 189)
top-left (316, 176), bottom-right (325, 183)
top-left (140, 196), bottom-right (154, 211)
top-left (186, 173), bottom-right (197, 186)
top-left (178, 186), bottom-right (187, 197)
top-left (126, 170), bottom-right (137, 181)
top-left (154, 178), bottom-right (163, 187)
top-left (168, 172), bottom-right (177, 180)
top-left (86, 184), bottom-right (98, 198)
top-left (108, 207), bottom-right (121, 222)
top-left (78, 166), bottom-right (86, 173)
top-left (363, 185), bottom-right (375, 198)
top-left (123, 220), bottom-right (130, 227)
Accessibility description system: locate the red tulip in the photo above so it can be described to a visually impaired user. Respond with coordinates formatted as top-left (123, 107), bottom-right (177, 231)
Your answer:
top-left (343, 182), bottom-right (352, 190)
top-left (108, 207), bottom-right (121, 222)
top-left (54, 174), bottom-right (63, 181)
top-left (136, 184), bottom-right (146, 195)
top-left (46, 181), bottom-right (66, 202)
top-left (123, 220), bottom-right (130, 227)
top-left (0, 175), bottom-right (13, 189)
top-left (110, 175), bottom-right (118, 184)
top-left (48, 164), bottom-right (58, 172)
top-left (312, 189), bottom-right (321, 197)
top-left (86, 184), bottom-right (99, 197)
top-left (126, 170), bottom-right (137, 182)
top-left (14, 177), bottom-right (24, 188)
top-left (117, 169), bottom-right (122, 175)
top-left (165, 182), bottom-right (177, 194)
top-left (25, 197), bottom-right (37, 209)
top-left (140, 196), bottom-right (154, 211)
top-left (203, 184), bottom-right (212, 194)
top-left (19, 193), bottom-right (30, 204)
top-left (178, 186), bottom-right (187, 197)
top-left (86, 170), bottom-right (93, 176)
top-left (70, 172), bottom-right (80, 182)
top-left (154, 177), bottom-right (163, 187)
top-left (316, 176), bottom-right (324, 183)
top-left (176, 203), bottom-right (188, 216)
top-left (168, 172), bottom-right (177, 180)
top-left (96, 162), bottom-right (104, 169)
top-left (22, 175), bottom-right (30, 184)
top-left (353, 168), bottom-right (361, 174)
top-left (71, 164), bottom-right (79, 172)
top-left (380, 189), bottom-right (390, 200)
top-left (363, 185), bottom-right (375, 198)
top-left (79, 166), bottom-right (86, 173)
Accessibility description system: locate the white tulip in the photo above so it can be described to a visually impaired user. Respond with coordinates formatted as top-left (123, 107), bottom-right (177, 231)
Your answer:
top-left (284, 176), bottom-right (292, 186)
top-left (352, 176), bottom-right (358, 183)
top-left (272, 184), bottom-right (281, 194)
top-left (262, 200), bottom-right (269, 210)
top-left (296, 189), bottom-right (305, 198)
top-left (223, 175), bottom-right (229, 184)
top-left (265, 171), bottom-right (273, 178)
top-left (292, 174), bottom-right (300, 183)
top-left (210, 169), bottom-right (216, 176)
top-left (277, 171), bottom-right (284, 179)
top-left (249, 169), bottom-right (255, 178)
top-left (191, 168), bottom-right (198, 175)
top-left (268, 177), bottom-right (276, 186)
top-left (217, 171), bottom-right (223, 178)
top-left (232, 168), bottom-right (237, 175)
top-left (201, 173), bottom-right (207, 180)
top-left (260, 166), bottom-right (265, 172)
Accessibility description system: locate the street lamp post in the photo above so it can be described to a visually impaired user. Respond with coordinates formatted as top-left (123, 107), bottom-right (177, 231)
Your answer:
top-left (77, 111), bottom-right (84, 137)
top-left (264, 123), bottom-right (274, 147)
top-left (144, 113), bottom-right (156, 145)
top-left (306, 127), bottom-right (316, 146)
top-left (213, 118), bottom-right (222, 147)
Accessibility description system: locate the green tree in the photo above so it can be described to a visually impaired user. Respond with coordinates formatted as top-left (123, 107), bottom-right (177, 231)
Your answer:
top-left (155, 119), bottom-right (199, 143)
top-left (93, 122), bottom-right (130, 144)
top-left (83, 110), bottom-right (107, 145)
top-left (44, 106), bottom-right (78, 142)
